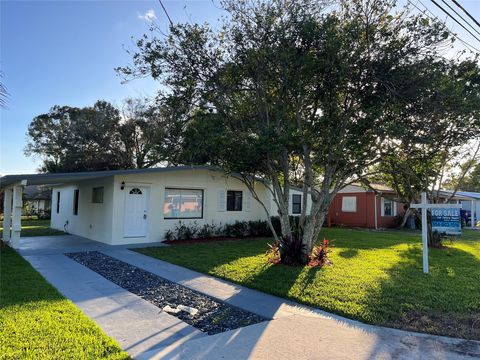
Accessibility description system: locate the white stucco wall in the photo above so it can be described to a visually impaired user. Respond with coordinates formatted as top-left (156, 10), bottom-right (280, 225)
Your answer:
top-left (110, 169), bottom-right (273, 245)
top-left (50, 168), bottom-right (317, 245)
top-left (51, 178), bottom-right (115, 244)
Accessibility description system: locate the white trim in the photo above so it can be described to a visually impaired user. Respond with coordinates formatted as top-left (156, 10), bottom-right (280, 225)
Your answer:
top-left (381, 197), bottom-right (396, 217)
top-left (341, 196), bottom-right (357, 213)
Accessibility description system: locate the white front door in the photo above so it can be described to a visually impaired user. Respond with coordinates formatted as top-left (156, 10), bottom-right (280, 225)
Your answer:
top-left (123, 186), bottom-right (148, 237)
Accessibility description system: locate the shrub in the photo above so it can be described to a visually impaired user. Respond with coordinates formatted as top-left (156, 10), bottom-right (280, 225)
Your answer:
top-left (198, 223), bottom-right (217, 238)
top-left (247, 220), bottom-right (272, 237)
top-left (164, 229), bottom-right (175, 241)
top-left (279, 235), bottom-right (306, 265)
top-left (310, 238), bottom-right (332, 266)
top-left (225, 221), bottom-right (249, 238)
top-left (174, 221), bottom-right (199, 240)
top-left (270, 215), bottom-right (308, 238)
top-left (38, 210), bottom-right (51, 220)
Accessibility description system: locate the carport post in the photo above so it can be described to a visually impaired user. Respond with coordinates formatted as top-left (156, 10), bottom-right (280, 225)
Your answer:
top-left (473, 199), bottom-right (477, 229)
top-left (2, 188), bottom-right (12, 242)
top-left (10, 184), bottom-right (24, 248)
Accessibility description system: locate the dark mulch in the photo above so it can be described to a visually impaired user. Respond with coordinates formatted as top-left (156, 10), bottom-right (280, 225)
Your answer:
top-left (162, 236), bottom-right (261, 245)
top-left (66, 251), bottom-right (266, 335)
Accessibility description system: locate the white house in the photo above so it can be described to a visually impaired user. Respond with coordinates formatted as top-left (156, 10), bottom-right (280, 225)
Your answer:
top-left (1, 166), bottom-right (310, 247)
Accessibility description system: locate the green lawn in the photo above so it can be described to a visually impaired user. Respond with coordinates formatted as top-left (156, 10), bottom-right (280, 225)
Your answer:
top-left (0, 219), bottom-right (64, 237)
top-left (0, 244), bottom-right (130, 359)
top-left (135, 228), bottom-right (480, 340)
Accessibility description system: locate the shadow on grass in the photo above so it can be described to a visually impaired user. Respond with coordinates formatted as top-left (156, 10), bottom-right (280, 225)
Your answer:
top-left (338, 249), bottom-right (358, 258)
top-left (361, 245), bottom-right (480, 340)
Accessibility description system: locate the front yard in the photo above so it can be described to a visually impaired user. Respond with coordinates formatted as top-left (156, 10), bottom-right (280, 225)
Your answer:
top-left (0, 244), bottom-right (129, 359)
top-left (0, 219), bottom-right (64, 237)
top-left (135, 228), bottom-right (480, 340)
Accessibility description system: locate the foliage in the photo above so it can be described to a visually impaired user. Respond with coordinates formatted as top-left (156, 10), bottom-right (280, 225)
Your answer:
top-left (247, 220), bottom-right (272, 237)
top-left (173, 221), bottom-right (200, 240)
top-left (25, 101), bottom-right (129, 172)
top-left (444, 160), bottom-right (480, 193)
top-left (197, 223), bottom-right (217, 238)
top-left (165, 219), bottom-right (275, 241)
top-left (0, 246), bottom-right (130, 359)
top-left (310, 238), bottom-right (332, 267)
top-left (278, 235), bottom-right (307, 265)
top-left (24, 98), bottom-right (177, 173)
top-left (135, 228), bottom-right (480, 340)
top-left (117, 0), bottom-right (478, 262)
top-left (224, 221), bottom-right (249, 238)
top-left (164, 229), bottom-right (175, 241)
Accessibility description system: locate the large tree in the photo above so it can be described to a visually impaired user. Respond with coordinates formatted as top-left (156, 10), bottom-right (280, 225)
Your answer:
top-left (362, 58), bottom-right (480, 229)
top-left (25, 101), bottom-right (127, 172)
top-left (118, 0), bottom-right (477, 262)
top-left (25, 98), bottom-right (181, 172)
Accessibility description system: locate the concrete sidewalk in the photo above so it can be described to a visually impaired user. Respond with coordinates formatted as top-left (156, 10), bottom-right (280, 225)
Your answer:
top-left (18, 235), bottom-right (480, 360)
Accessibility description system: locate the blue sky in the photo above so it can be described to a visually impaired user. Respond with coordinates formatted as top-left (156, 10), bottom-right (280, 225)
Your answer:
top-left (1, 0), bottom-right (479, 175)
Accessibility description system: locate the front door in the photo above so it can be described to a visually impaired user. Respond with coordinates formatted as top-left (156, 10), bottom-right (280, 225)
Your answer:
top-left (123, 186), bottom-right (148, 237)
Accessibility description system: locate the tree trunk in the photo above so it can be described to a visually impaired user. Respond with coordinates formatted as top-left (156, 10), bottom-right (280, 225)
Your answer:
top-left (398, 207), bottom-right (411, 229)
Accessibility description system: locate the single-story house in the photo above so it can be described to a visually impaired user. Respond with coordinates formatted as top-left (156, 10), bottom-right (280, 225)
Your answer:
top-left (436, 190), bottom-right (479, 228)
top-left (1, 166), bottom-right (307, 247)
top-left (327, 185), bottom-right (477, 230)
top-left (22, 185), bottom-right (52, 215)
top-left (327, 184), bottom-right (405, 229)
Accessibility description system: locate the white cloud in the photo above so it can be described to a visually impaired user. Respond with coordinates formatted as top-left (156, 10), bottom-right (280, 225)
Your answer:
top-left (138, 9), bottom-right (157, 22)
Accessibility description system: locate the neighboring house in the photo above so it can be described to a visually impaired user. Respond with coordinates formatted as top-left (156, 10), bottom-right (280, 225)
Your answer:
top-left (436, 190), bottom-right (479, 228)
top-left (1, 166), bottom-right (307, 246)
top-left (327, 185), bottom-right (476, 230)
top-left (22, 185), bottom-right (52, 215)
top-left (327, 184), bottom-right (404, 229)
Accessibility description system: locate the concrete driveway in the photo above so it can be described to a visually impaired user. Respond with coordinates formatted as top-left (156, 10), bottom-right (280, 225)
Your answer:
top-left (17, 235), bottom-right (480, 359)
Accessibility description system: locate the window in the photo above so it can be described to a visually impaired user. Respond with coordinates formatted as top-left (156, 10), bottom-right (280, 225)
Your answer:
top-left (341, 196), bottom-right (357, 212)
top-left (292, 194), bottom-right (302, 214)
top-left (73, 189), bottom-right (79, 215)
top-left (92, 187), bottom-right (104, 203)
top-left (56, 191), bottom-right (60, 214)
top-left (382, 198), bottom-right (395, 217)
top-left (227, 190), bottom-right (243, 211)
top-left (164, 188), bottom-right (203, 219)
top-left (129, 188), bottom-right (142, 195)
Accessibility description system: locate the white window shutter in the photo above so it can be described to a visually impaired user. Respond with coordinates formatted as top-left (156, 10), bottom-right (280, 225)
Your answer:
top-left (217, 189), bottom-right (226, 212)
top-left (245, 191), bottom-right (253, 212)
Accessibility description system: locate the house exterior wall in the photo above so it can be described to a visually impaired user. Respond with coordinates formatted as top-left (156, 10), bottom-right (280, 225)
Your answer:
top-left (110, 169), bottom-right (276, 245)
top-left (328, 191), bottom-right (404, 229)
top-left (49, 169), bottom-right (315, 246)
top-left (51, 178), bottom-right (115, 244)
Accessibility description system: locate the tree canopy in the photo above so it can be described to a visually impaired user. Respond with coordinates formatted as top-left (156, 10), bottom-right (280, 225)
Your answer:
top-left (25, 99), bottom-right (177, 172)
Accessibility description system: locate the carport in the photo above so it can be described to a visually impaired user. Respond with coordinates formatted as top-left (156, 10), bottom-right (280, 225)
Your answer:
top-left (0, 170), bottom-right (122, 248)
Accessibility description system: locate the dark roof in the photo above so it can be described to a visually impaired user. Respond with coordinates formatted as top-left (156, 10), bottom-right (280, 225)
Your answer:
top-left (0, 165), bottom-right (217, 189)
top-left (23, 185), bottom-right (51, 200)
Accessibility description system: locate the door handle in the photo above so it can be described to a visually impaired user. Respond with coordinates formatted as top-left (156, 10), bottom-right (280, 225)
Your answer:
top-left (143, 214), bottom-right (147, 219)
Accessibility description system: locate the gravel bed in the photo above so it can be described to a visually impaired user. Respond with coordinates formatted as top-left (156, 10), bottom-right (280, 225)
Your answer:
top-left (66, 251), bottom-right (266, 335)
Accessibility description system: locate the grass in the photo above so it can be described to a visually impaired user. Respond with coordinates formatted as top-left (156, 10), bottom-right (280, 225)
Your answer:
top-left (0, 219), bottom-right (64, 237)
top-left (135, 228), bottom-right (480, 340)
top-left (0, 244), bottom-right (130, 359)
